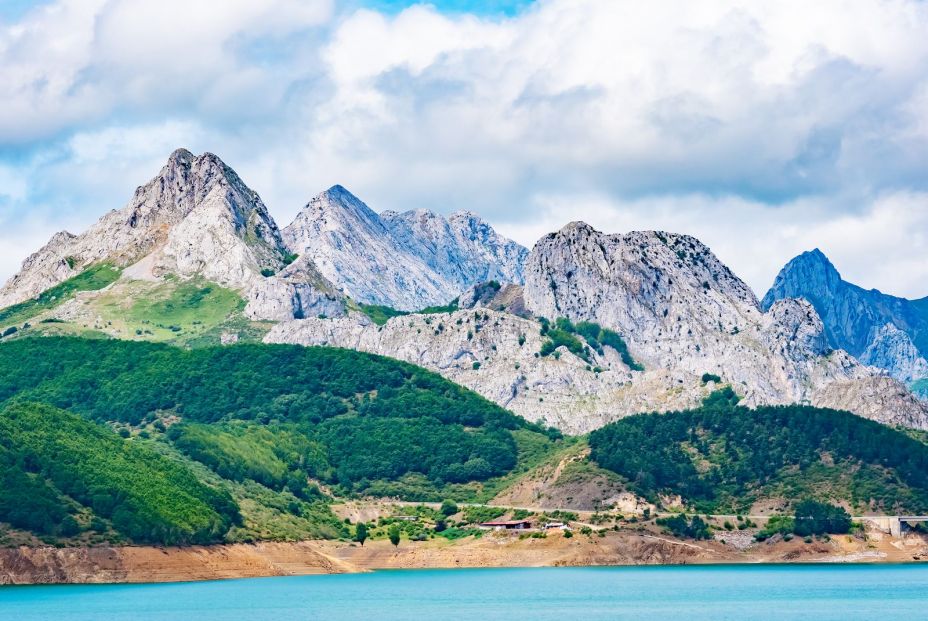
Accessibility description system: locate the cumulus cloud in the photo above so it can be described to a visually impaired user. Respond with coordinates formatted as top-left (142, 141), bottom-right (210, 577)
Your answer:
top-left (1, 0), bottom-right (928, 299)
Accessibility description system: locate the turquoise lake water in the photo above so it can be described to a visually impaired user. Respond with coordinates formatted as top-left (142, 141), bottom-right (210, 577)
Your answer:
top-left (1, 564), bottom-right (927, 620)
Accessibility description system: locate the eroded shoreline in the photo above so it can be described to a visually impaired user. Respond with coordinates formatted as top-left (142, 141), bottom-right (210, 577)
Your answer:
top-left (3, 529), bottom-right (926, 585)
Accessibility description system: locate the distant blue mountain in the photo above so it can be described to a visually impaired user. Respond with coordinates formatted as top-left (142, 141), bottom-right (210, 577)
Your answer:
top-left (762, 249), bottom-right (928, 383)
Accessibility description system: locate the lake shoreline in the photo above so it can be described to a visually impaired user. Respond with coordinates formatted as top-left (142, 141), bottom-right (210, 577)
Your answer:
top-left (2, 528), bottom-right (926, 585)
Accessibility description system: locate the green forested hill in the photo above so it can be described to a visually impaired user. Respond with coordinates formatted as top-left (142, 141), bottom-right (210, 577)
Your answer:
top-left (0, 337), bottom-right (561, 545)
top-left (0, 402), bottom-right (239, 545)
top-left (589, 388), bottom-right (928, 514)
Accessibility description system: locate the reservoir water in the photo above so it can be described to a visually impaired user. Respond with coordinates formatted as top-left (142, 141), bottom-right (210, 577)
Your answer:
top-left (1, 564), bottom-right (926, 620)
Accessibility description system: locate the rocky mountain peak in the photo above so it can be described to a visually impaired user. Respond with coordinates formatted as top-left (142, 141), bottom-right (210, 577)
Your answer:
top-left (283, 187), bottom-right (527, 310)
top-left (524, 222), bottom-right (759, 332)
top-left (299, 185), bottom-right (385, 232)
top-left (763, 249), bottom-right (928, 386)
top-left (761, 248), bottom-right (842, 311)
top-left (0, 149), bottom-right (329, 321)
top-left (516, 221), bottom-right (928, 426)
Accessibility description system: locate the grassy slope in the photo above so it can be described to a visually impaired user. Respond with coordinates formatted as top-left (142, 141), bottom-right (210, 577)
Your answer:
top-left (0, 264), bottom-right (121, 331)
top-left (34, 277), bottom-right (269, 347)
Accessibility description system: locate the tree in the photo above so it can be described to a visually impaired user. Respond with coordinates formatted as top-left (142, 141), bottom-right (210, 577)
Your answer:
top-left (440, 499), bottom-right (459, 517)
top-left (388, 524), bottom-right (401, 547)
top-left (355, 522), bottom-right (368, 546)
top-left (793, 499), bottom-right (851, 536)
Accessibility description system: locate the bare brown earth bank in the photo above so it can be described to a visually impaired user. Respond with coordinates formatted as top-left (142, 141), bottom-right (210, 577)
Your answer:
top-left (0, 542), bottom-right (352, 585)
top-left (2, 529), bottom-right (926, 585)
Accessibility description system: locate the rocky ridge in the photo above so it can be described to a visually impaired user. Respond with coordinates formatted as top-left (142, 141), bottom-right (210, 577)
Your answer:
top-left (762, 249), bottom-right (928, 385)
top-left (267, 222), bottom-right (928, 432)
top-left (282, 186), bottom-right (527, 310)
top-left (266, 308), bottom-right (704, 434)
top-left (4, 152), bottom-right (928, 433)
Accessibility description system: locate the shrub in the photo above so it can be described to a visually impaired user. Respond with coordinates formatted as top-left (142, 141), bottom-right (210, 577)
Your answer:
top-left (354, 522), bottom-right (368, 546)
top-left (462, 506), bottom-right (505, 525)
top-left (440, 499), bottom-right (459, 517)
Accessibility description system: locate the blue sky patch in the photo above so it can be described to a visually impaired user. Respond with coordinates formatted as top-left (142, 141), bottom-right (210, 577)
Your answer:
top-left (361, 0), bottom-right (534, 17)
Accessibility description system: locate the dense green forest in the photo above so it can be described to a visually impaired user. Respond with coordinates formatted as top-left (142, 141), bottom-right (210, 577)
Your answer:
top-left (589, 388), bottom-right (928, 513)
top-left (0, 402), bottom-right (239, 544)
top-left (0, 337), bottom-right (560, 545)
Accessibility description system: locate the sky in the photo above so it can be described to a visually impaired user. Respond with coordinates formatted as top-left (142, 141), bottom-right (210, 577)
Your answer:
top-left (2, 0), bottom-right (928, 299)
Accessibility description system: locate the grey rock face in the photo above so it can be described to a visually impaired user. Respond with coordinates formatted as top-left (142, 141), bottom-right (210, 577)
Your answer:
top-left (762, 249), bottom-right (928, 384)
top-left (860, 324), bottom-right (928, 384)
top-left (0, 149), bottom-right (342, 321)
top-left (265, 309), bottom-right (710, 434)
top-left (282, 186), bottom-right (527, 310)
top-left (519, 222), bottom-right (928, 428)
top-left (245, 255), bottom-right (346, 321)
top-left (382, 209), bottom-right (527, 289)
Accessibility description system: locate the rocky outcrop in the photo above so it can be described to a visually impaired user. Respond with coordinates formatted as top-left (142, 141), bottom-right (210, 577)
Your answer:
top-left (244, 255), bottom-right (347, 321)
top-left (266, 304), bottom-right (928, 433)
top-left (859, 324), bottom-right (928, 384)
top-left (382, 209), bottom-right (527, 291)
top-left (0, 149), bottom-right (343, 321)
top-left (762, 249), bottom-right (928, 385)
top-left (282, 186), bottom-right (527, 310)
top-left (458, 281), bottom-right (531, 317)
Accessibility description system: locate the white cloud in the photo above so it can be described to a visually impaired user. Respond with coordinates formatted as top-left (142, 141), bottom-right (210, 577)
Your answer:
top-left (1, 0), bottom-right (928, 300)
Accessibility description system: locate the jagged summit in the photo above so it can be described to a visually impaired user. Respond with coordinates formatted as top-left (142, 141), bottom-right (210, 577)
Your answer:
top-left (0, 149), bottom-right (344, 322)
top-left (763, 248), bottom-right (928, 385)
top-left (525, 222), bottom-right (758, 324)
top-left (304, 185), bottom-right (384, 226)
top-left (761, 248), bottom-right (842, 310)
top-left (518, 221), bottom-right (927, 426)
top-left (283, 185), bottom-right (527, 310)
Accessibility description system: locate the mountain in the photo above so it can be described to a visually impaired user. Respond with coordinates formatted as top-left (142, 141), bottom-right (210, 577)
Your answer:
top-left (3, 150), bottom-right (927, 434)
top-left (282, 186), bottom-right (527, 310)
top-left (761, 249), bottom-right (928, 384)
top-left (268, 222), bottom-right (928, 432)
top-left (0, 149), bottom-right (345, 323)
top-left (522, 223), bottom-right (927, 425)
